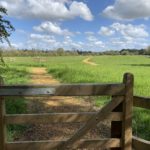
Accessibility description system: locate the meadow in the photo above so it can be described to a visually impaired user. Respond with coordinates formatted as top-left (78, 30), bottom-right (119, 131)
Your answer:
top-left (1, 55), bottom-right (150, 140)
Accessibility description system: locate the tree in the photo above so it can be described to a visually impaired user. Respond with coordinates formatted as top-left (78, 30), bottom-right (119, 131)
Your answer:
top-left (56, 48), bottom-right (65, 56)
top-left (0, 7), bottom-right (15, 65)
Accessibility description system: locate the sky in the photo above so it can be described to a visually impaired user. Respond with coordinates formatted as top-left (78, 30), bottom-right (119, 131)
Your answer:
top-left (1, 0), bottom-right (150, 51)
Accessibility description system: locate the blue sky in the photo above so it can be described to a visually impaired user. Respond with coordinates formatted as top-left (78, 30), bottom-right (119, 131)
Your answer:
top-left (1, 0), bottom-right (150, 51)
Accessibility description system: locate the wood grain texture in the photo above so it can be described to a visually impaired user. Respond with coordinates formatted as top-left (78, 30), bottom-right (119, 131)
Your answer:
top-left (6, 138), bottom-right (121, 150)
top-left (122, 73), bottom-right (134, 150)
top-left (56, 96), bottom-right (124, 150)
top-left (133, 96), bottom-right (150, 109)
top-left (5, 112), bottom-right (123, 124)
top-left (0, 77), bottom-right (6, 150)
top-left (111, 97), bottom-right (123, 150)
top-left (0, 83), bottom-right (125, 96)
top-left (132, 136), bottom-right (150, 150)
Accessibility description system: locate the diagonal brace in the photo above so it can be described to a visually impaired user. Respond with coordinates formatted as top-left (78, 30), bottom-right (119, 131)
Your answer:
top-left (56, 96), bottom-right (124, 150)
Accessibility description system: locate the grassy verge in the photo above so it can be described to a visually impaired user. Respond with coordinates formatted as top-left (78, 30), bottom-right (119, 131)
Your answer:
top-left (0, 65), bottom-right (29, 141)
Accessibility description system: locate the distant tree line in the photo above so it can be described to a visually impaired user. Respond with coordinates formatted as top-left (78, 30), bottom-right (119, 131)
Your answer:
top-left (1, 47), bottom-right (150, 57)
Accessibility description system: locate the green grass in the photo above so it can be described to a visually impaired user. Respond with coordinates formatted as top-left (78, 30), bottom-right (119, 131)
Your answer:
top-left (0, 63), bottom-right (30, 141)
top-left (3, 55), bottom-right (150, 140)
top-left (45, 55), bottom-right (150, 140)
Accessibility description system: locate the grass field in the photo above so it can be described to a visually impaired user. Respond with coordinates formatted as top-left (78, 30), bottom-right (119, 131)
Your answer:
top-left (1, 55), bottom-right (150, 140)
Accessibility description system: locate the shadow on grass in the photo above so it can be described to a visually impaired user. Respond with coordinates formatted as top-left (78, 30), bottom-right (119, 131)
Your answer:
top-left (123, 64), bottom-right (150, 67)
top-left (6, 96), bottom-right (28, 141)
top-left (14, 63), bottom-right (46, 68)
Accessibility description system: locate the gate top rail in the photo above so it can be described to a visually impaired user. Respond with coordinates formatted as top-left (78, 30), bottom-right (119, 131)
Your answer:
top-left (0, 83), bottom-right (125, 96)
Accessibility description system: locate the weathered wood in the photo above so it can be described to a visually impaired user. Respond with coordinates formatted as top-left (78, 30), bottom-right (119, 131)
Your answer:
top-left (111, 97), bottom-right (123, 150)
top-left (56, 96), bottom-right (124, 150)
top-left (0, 77), bottom-right (6, 150)
top-left (133, 96), bottom-right (150, 109)
top-left (122, 73), bottom-right (134, 150)
top-left (132, 136), bottom-right (150, 150)
top-left (0, 87), bottom-right (55, 96)
top-left (6, 138), bottom-right (121, 150)
top-left (0, 83), bottom-right (125, 96)
top-left (5, 112), bottom-right (123, 124)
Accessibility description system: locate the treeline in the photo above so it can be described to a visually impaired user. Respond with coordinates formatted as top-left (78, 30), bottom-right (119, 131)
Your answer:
top-left (1, 48), bottom-right (150, 57)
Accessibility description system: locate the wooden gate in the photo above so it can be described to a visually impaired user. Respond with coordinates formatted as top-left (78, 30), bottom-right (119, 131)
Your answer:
top-left (0, 73), bottom-right (134, 150)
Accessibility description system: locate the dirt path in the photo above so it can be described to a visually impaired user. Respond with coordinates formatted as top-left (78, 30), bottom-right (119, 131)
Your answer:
top-left (27, 67), bottom-right (94, 112)
top-left (83, 57), bottom-right (98, 66)
top-left (15, 67), bottom-right (110, 142)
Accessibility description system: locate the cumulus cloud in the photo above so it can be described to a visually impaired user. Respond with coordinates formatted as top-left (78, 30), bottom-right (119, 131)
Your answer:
top-left (87, 36), bottom-right (105, 48)
top-left (103, 0), bottom-right (150, 20)
top-left (110, 37), bottom-right (149, 49)
top-left (99, 23), bottom-right (149, 39)
top-left (111, 23), bottom-right (149, 38)
top-left (63, 36), bottom-right (83, 49)
top-left (24, 33), bottom-right (106, 51)
top-left (27, 33), bottom-right (60, 49)
top-left (26, 34), bottom-right (83, 50)
top-left (98, 26), bottom-right (115, 36)
top-left (98, 23), bottom-right (149, 50)
top-left (0, 0), bottom-right (93, 21)
top-left (33, 21), bottom-right (72, 36)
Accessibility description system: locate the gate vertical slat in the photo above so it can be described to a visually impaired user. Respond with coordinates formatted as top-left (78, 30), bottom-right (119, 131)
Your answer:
top-left (0, 77), bottom-right (6, 150)
top-left (111, 99), bottom-right (123, 150)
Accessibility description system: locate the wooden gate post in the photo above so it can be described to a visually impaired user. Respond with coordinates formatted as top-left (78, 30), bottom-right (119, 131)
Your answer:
top-left (122, 73), bottom-right (134, 150)
top-left (0, 76), bottom-right (6, 150)
top-left (111, 73), bottom-right (134, 150)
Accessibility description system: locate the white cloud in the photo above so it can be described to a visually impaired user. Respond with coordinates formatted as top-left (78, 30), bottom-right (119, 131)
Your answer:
top-left (33, 21), bottom-right (72, 36)
top-left (103, 0), bottom-right (150, 20)
top-left (111, 23), bottom-right (149, 38)
top-left (98, 23), bottom-right (149, 50)
top-left (0, 0), bottom-right (93, 21)
top-left (110, 37), bottom-right (149, 49)
top-left (26, 34), bottom-right (83, 50)
top-left (63, 36), bottom-right (83, 49)
top-left (87, 36), bottom-right (97, 42)
top-left (30, 34), bottom-right (56, 42)
top-left (98, 26), bottom-right (115, 36)
top-left (25, 33), bottom-right (105, 51)
top-left (69, 1), bottom-right (93, 21)
top-left (87, 36), bottom-right (105, 48)
top-left (98, 23), bottom-right (149, 39)
top-left (27, 33), bottom-right (60, 49)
